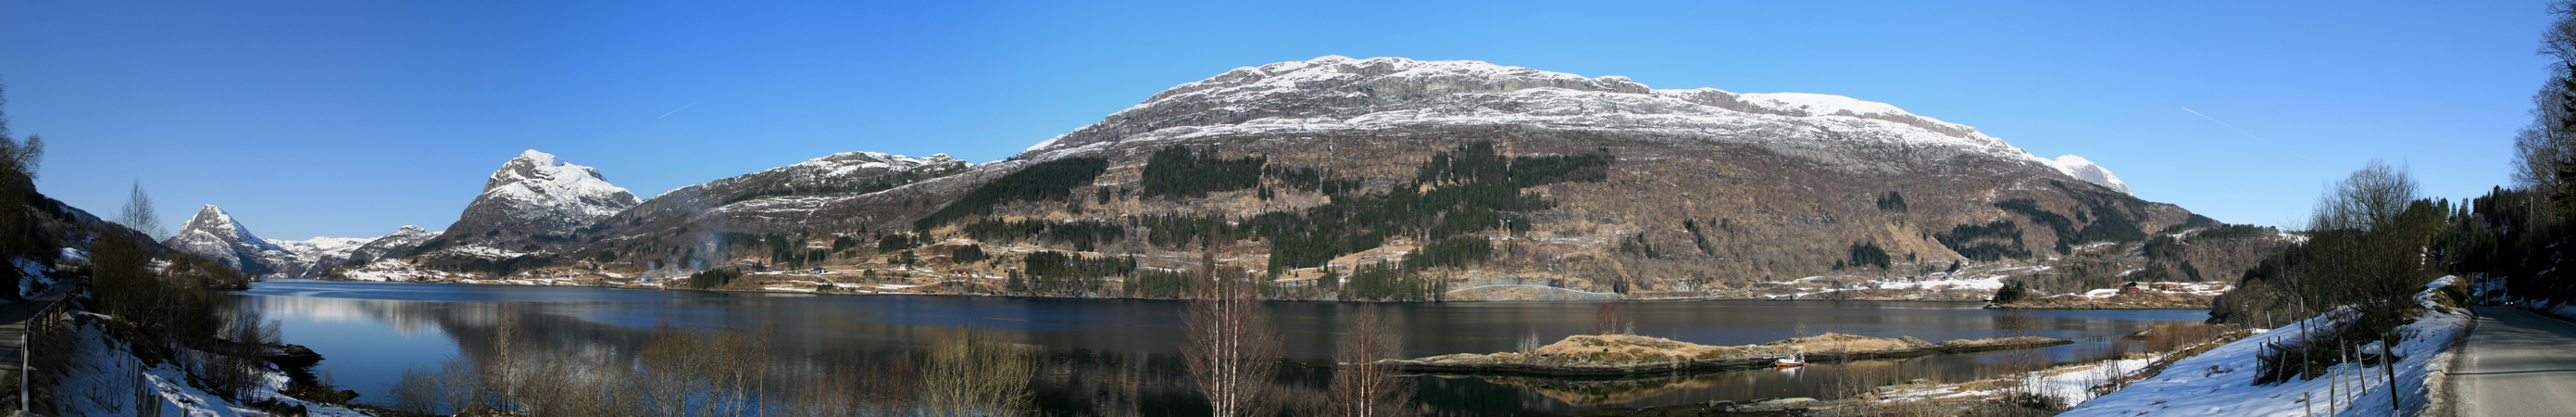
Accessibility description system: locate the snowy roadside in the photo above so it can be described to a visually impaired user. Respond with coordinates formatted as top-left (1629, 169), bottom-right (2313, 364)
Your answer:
top-left (52, 311), bottom-right (370, 417)
top-left (1880, 354), bottom-right (2166, 409)
top-left (2062, 276), bottom-right (2474, 416)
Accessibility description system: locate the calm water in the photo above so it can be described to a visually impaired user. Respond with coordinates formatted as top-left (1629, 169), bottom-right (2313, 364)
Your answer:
top-left (234, 279), bottom-right (2207, 415)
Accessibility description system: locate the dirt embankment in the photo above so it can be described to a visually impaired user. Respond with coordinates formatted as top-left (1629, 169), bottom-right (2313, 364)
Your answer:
top-left (1386, 333), bottom-right (2070, 376)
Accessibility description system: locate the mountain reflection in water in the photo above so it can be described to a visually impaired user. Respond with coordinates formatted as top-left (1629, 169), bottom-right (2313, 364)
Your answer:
top-left (235, 279), bottom-right (2206, 415)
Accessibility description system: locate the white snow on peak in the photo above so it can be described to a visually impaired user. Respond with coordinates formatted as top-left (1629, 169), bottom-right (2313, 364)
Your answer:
top-left (2045, 155), bottom-right (2132, 195)
top-left (1025, 56), bottom-right (2057, 170)
top-left (169, 205), bottom-right (285, 254)
top-left (767, 151), bottom-right (967, 179)
top-left (269, 236), bottom-right (372, 259)
top-left (1025, 135), bottom-right (1063, 152)
top-left (161, 205), bottom-right (294, 274)
top-left (1733, 93), bottom-right (1912, 120)
top-left (481, 149), bottom-right (640, 221)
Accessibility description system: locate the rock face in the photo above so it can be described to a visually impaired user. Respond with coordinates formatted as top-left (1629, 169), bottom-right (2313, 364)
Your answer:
top-left (416, 150), bottom-right (639, 260)
top-left (162, 205), bottom-right (297, 276)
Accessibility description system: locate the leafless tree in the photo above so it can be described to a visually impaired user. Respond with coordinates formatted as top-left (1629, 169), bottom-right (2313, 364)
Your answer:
top-left (1326, 306), bottom-right (1413, 417)
top-left (117, 180), bottom-right (164, 240)
top-left (919, 328), bottom-right (1033, 416)
top-left (1591, 302), bottom-right (1628, 335)
top-left (2302, 160), bottom-right (2435, 330)
top-left (2518, 1), bottom-right (2576, 228)
top-left (1184, 243), bottom-right (1282, 417)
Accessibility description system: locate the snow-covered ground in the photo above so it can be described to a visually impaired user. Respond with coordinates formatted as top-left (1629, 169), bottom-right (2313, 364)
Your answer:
top-left (2063, 276), bottom-right (2473, 416)
top-left (1861, 274), bottom-right (2007, 291)
top-left (55, 312), bottom-right (367, 417)
top-left (2056, 282), bottom-right (2234, 300)
top-left (1885, 354), bottom-right (2164, 408)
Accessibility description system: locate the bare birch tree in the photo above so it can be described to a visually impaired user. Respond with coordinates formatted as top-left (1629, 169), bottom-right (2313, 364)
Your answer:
top-left (919, 329), bottom-right (1033, 416)
top-left (1327, 306), bottom-right (1412, 417)
top-left (1184, 241), bottom-right (1281, 417)
top-left (118, 180), bottom-right (164, 240)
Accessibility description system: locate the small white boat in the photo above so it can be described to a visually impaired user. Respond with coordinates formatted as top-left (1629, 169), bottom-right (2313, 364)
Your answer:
top-left (1774, 353), bottom-right (1806, 368)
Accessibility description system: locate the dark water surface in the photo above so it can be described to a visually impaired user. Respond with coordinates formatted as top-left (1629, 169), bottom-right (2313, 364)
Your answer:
top-left (234, 279), bottom-right (2207, 415)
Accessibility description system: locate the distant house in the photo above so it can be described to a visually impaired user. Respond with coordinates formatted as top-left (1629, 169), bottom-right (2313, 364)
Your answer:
top-left (2119, 282), bottom-right (2144, 294)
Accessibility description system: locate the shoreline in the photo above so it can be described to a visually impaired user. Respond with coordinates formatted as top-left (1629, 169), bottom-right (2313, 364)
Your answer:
top-left (1385, 334), bottom-right (2073, 377)
top-left (287, 277), bottom-right (2213, 310)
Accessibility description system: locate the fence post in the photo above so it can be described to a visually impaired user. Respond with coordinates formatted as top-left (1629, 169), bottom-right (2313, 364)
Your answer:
top-left (19, 332), bottom-right (27, 413)
top-left (2387, 335), bottom-right (2401, 412)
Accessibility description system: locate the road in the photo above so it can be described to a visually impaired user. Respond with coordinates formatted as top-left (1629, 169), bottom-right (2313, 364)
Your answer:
top-left (0, 284), bottom-right (76, 411)
top-left (2452, 307), bottom-right (2576, 416)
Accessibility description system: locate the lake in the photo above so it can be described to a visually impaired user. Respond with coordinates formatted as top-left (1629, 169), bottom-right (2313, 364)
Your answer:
top-left (234, 278), bottom-right (2208, 415)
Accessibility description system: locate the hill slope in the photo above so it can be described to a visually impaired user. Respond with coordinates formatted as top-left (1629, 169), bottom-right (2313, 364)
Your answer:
top-left (354, 57), bottom-right (2277, 300)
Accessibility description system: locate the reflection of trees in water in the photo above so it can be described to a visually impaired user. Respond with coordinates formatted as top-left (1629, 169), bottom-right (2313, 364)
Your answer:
top-left (245, 295), bottom-right (450, 336)
top-left (245, 292), bottom-right (2190, 415)
top-left (1029, 348), bottom-right (1209, 416)
top-left (1421, 356), bottom-right (1988, 413)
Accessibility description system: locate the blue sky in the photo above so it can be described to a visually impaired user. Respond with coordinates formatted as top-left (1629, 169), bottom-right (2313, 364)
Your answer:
top-left (0, 1), bottom-right (2553, 240)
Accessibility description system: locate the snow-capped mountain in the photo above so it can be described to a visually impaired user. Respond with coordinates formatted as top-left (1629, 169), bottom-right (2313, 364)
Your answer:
top-left (341, 225), bottom-right (438, 265)
top-left (267, 235), bottom-right (373, 278)
top-left (2045, 155), bottom-right (2131, 195)
top-left (264, 225), bottom-right (445, 278)
top-left (421, 150), bottom-right (639, 259)
top-left (1024, 56), bottom-right (2119, 186)
top-left (477, 149), bottom-right (638, 226)
top-left (162, 205), bottom-right (298, 276)
top-left (640, 150), bottom-right (970, 220)
top-left (325, 56), bottom-right (2257, 297)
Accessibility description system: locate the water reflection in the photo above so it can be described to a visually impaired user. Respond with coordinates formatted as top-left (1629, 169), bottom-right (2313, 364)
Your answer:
top-left (235, 279), bottom-right (2205, 415)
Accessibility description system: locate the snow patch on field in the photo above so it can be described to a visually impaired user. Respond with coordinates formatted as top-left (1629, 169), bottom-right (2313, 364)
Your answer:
top-left (1886, 355), bottom-right (2163, 407)
top-left (2063, 276), bottom-right (2473, 416)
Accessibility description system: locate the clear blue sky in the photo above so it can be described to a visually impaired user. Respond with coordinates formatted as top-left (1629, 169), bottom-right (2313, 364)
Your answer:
top-left (0, 1), bottom-right (2552, 240)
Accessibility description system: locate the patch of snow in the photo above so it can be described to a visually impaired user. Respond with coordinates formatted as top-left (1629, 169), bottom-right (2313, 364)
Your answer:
top-left (478, 149), bottom-right (642, 224)
top-left (56, 312), bottom-right (369, 416)
top-left (1019, 56), bottom-right (2065, 173)
top-left (2065, 276), bottom-right (2474, 416)
top-left (2045, 155), bottom-right (2132, 195)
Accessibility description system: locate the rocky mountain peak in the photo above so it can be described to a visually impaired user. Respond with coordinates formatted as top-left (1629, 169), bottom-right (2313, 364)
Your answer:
top-left (421, 150), bottom-right (640, 259)
top-left (469, 149), bottom-right (638, 225)
top-left (163, 204), bottom-right (293, 276)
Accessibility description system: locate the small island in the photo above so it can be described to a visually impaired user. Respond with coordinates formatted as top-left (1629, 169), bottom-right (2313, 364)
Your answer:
top-left (1386, 333), bottom-right (2070, 376)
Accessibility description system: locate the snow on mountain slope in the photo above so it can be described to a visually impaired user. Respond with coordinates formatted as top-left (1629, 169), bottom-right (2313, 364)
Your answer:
top-left (162, 205), bottom-right (296, 276)
top-left (269, 225), bottom-right (448, 278)
top-left (2045, 155), bottom-right (2132, 195)
top-left (481, 149), bottom-right (639, 222)
top-left (269, 236), bottom-right (371, 261)
top-left (268, 235), bottom-right (371, 277)
top-left (344, 225), bottom-right (438, 263)
top-left (423, 150), bottom-right (640, 259)
top-left (1025, 56), bottom-right (2117, 183)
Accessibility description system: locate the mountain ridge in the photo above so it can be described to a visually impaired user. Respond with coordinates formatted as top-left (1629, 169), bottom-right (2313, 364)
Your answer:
top-left (328, 57), bottom-right (2263, 301)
